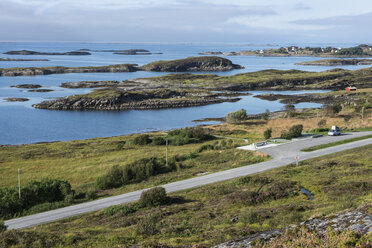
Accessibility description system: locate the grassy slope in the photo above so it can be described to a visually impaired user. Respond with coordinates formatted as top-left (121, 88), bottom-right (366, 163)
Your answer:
top-left (4, 144), bottom-right (371, 247)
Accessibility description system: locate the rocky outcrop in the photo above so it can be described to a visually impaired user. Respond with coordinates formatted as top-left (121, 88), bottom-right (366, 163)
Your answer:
top-left (4, 50), bottom-right (91, 56)
top-left (0, 58), bottom-right (49, 61)
top-left (28, 89), bottom-right (54, 92)
top-left (60, 81), bottom-right (121, 88)
top-left (296, 59), bottom-right (372, 66)
top-left (32, 89), bottom-right (240, 110)
top-left (0, 64), bottom-right (138, 77)
top-left (79, 49), bottom-right (155, 55)
top-left (10, 84), bottom-right (42, 89)
top-left (4, 97), bottom-right (29, 102)
top-left (254, 93), bottom-right (353, 104)
top-left (215, 208), bottom-right (372, 248)
top-left (140, 56), bottom-right (244, 72)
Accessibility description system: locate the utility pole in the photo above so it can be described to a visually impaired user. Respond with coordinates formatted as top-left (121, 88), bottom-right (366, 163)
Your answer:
top-left (18, 168), bottom-right (21, 199)
top-left (166, 139), bottom-right (168, 167)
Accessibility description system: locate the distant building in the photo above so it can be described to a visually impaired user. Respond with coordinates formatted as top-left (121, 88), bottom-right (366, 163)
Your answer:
top-left (345, 86), bottom-right (357, 91)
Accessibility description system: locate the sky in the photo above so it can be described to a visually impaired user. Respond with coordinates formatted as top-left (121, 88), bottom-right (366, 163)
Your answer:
top-left (0, 0), bottom-right (371, 43)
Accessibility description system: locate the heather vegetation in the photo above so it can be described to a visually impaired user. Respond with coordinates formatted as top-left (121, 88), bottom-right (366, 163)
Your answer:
top-left (2, 144), bottom-right (370, 247)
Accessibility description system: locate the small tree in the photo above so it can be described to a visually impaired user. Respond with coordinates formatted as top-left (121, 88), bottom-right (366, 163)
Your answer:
top-left (280, 124), bottom-right (303, 140)
top-left (139, 187), bottom-right (168, 208)
top-left (317, 119), bottom-right (327, 128)
top-left (283, 104), bottom-right (295, 118)
top-left (332, 103), bottom-right (342, 114)
top-left (226, 109), bottom-right (247, 124)
top-left (263, 128), bottom-right (272, 140)
top-left (261, 109), bottom-right (270, 120)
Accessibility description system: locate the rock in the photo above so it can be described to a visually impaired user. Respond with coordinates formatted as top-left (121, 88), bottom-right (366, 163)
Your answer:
top-left (214, 208), bottom-right (372, 248)
top-left (32, 88), bottom-right (241, 110)
top-left (296, 59), bottom-right (372, 66)
top-left (4, 97), bottom-right (29, 102)
top-left (0, 64), bottom-right (138, 77)
top-left (11, 84), bottom-right (42, 89)
top-left (60, 81), bottom-right (121, 88)
top-left (140, 56), bottom-right (244, 72)
top-left (28, 89), bottom-right (54, 92)
top-left (4, 50), bottom-right (91, 55)
top-left (0, 58), bottom-right (49, 61)
top-left (198, 51), bottom-right (223, 55)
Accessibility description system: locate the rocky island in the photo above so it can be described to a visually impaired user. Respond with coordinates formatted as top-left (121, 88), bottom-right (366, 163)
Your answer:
top-left (60, 81), bottom-right (122, 88)
top-left (4, 97), bottom-right (29, 102)
top-left (0, 64), bottom-right (138, 77)
top-left (4, 50), bottom-right (91, 56)
top-left (0, 58), bottom-right (49, 61)
top-left (79, 49), bottom-right (156, 55)
top-left (0, 56), bottom-right (244, 77)
top-left (10, 84), bottom-right (42, 89)
top-left (139, 56), bottom-right (244, 71)
top-left (33, 88), bottom-right (241, 110)
top-left (31, 66), bottom-right (372, 111)
top-left (296, 58), bottom-right (372, 66)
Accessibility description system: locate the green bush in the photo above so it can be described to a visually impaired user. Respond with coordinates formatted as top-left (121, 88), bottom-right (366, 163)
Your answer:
top-left (0, 178), bottom-right (72, 219)
top-left (226, 109), bottom-right (247, 124)
top-left (136, 213), bottom-right (161, 235)
top-left (99, 205), bottom-right (135, 217)
top-left (139, 187), bottom-right (168, 208)
top-left (166, 127), bottom-right (214, 146)
top-left (263, 128), bottom-right (272, 140)
top-left (152, 136), bottom-right (166, 145)
top-left (96, 165), bottom-right (124, 190)
top-left (280, 124), bottom-right (303, 140)
top-left (96, 158), bottom-right (172, 190)
top-left (133, 134), bottom-right (151, 145)
top-left (0, 220), bottom-right (6, 233)
top-left (332, 103), bottom-right (342, 114)
top-left (261, 109), bottom-right (270, 120)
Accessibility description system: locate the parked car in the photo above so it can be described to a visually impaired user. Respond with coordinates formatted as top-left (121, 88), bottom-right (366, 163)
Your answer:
top-left (328, 126), bottom-right (341, 136)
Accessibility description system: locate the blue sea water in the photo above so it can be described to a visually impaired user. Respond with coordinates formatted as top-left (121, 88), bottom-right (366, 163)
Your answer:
top-left (0, 42), bottom-right (368, 145)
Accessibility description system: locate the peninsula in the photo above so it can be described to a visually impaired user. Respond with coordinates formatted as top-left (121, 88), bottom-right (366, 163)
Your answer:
top-left (296, 59), bottom-right (372, 66)
top-left (199, 44), bottom-right (372, 57)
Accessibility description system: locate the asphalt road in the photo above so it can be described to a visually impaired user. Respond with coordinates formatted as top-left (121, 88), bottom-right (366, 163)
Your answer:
top-left (5, 131), bottom-right (372, 230)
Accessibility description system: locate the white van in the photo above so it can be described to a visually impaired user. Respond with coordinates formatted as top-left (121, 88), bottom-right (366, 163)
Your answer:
top-left (328, 126), bottom-right (341, 136)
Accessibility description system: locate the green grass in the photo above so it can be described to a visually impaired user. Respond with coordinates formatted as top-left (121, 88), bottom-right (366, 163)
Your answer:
top-left (2, 144), bottom-right (371, 247)
top-left (302, 134), bottom-right (372, 152)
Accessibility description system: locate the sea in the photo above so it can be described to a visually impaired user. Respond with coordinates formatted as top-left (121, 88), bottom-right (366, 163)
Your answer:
top-left (0, 42), bottom-right (369, 145)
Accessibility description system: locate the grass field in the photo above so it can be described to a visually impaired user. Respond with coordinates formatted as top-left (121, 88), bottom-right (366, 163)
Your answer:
top-left (2, 143), bottom-right (371, 247)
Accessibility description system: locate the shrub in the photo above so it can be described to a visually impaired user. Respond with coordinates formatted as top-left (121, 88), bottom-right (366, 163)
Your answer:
top-left (139, 187), bottom-right (168, 208)
top-left (226, 109), bottom-right (247, 124)
top-left (152, 136), bottom-right (166, 145)
top-left (99, 205), bottom-right (135, 217)
top-left (96, 165), bottom-right (124, 190)
top-left (280, 124), bottom-right (303, 140)
top-left (133, 134), bottom-right (151, 145)
top-left (166, 127), bottom-right (214, 145)
top-left (136, 213), bottom-right (161, 235)
top-left (261, 109), bottom-right (270, 120)
top-left (263, 128), bottom-right (272, 140)
top-left (317, 119), bottom-right (327, 128)
top-left (0, 178), bottom-right (72, 219)
top-left (332, 103), bottom-right (342, 114)
top-left (0, 220), bottom-right (6, 233)
top-left (240, 209), bottom-right (260, 225)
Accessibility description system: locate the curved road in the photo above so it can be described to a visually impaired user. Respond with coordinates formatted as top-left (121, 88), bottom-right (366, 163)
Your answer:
top-left (5, 131), bottom-right (372, 230)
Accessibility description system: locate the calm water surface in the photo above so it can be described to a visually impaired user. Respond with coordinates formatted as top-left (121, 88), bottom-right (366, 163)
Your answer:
top-left (0, 42), bottom-right (366, 145)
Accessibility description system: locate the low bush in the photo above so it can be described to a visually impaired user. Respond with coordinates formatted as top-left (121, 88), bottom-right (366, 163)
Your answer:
top-left (97, 157), bottom-right (171, 190)
top-left (166, 127), bottom-right (214, 146)
top-left (0, 220), bottom-right (6, 233)
top-left (99, 205), bottom-right (135, 217)
top-left (0, 178), bottom-right (72, 219)
top-left (133, 134), bottom-right (151, 145)
top-left (226, 109), bottom-right (247, 124)
top-left (136, 212), bottom-right (162, 235)
top-left (280, 124), bottom-right (303, 140)
top-left (152, 136), bottom-right (166, 145)
top-left (263, 128), bottom-right (272, 140)
top-left (139, 187), bottom-right (169, 208)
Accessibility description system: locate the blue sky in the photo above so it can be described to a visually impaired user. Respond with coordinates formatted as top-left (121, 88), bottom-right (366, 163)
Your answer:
top-left (1, 0), bottom-right (371, 43)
